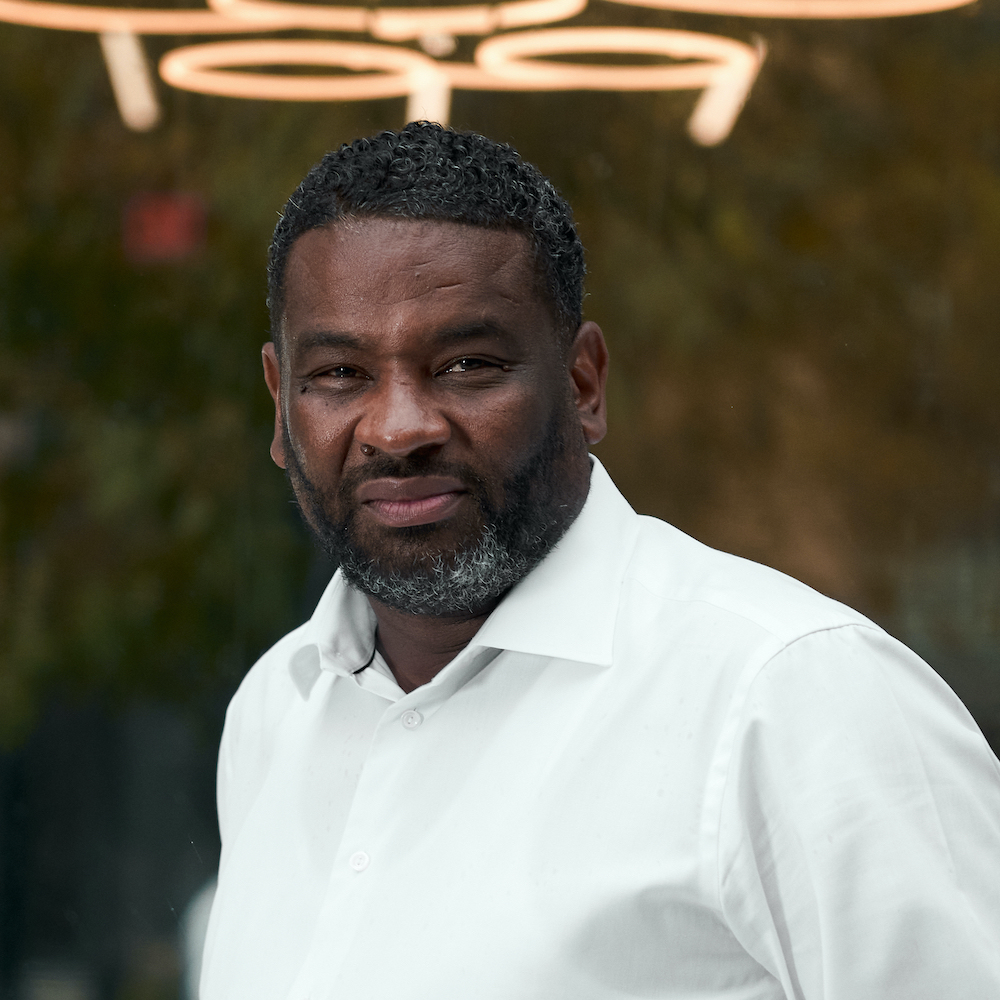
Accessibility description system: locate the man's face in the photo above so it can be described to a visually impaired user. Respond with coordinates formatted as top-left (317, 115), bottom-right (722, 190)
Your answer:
top-left (263, 217), bottom-right (607, 616)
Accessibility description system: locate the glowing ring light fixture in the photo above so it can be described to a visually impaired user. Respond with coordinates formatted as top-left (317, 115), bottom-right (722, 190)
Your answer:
top-left (160, 39), bottom-right (438, 100)
top-left (602, 0), bottom-right (972, 16)
top-left (475, 27), bottom-right (755, 90)
top-left (475, 27), bottom-right (761, 144)
top-left (0, 0), bottom-right (261, 32)
top-left (0, 0), bottom-right (979, 142)
top-left (0, 0), bottom-right (972, 34)
top-left (205, 0), bottom-right (587, 40)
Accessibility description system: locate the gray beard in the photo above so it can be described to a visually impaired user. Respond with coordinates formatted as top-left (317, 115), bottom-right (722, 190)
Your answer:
top-left (284, 410), bottom-right (580, 616)
top-left (337, 520), bottom-right (545, 616)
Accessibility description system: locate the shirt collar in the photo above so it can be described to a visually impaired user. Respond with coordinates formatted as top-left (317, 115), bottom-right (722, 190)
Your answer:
top-left (287, 457), bottom-right (639, 697)
top-left (289, 577), bottom-right (378, 697)
top-left (472, 457), bottom-right (639, 667)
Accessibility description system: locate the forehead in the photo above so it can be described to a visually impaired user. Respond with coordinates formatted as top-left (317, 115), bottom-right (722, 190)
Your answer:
top-left (281, 218), bottom-right (550, 345)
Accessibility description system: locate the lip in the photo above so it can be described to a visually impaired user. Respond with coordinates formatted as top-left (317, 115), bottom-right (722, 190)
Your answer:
top-left (356, 476), bottom-right (468, 528)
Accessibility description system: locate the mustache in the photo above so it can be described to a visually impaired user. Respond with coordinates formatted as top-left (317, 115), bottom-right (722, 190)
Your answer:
top-left (338, 454), bottom-right (488, 495)
top-left (282, 425), bottom-right (485, 497)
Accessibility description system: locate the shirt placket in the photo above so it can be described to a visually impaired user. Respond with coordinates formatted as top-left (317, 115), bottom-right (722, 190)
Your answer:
top-left (286, 645), bottom-right (500, 1000)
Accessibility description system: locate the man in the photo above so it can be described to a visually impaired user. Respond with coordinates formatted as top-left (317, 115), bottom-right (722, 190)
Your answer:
top-left (200, 122), bottom-right (1000, 999)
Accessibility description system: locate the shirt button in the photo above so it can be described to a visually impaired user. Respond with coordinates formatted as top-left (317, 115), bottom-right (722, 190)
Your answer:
top-left (349, 851), bottom-right (370, 872)
top-left (401, 710), bottom-right (423, 729)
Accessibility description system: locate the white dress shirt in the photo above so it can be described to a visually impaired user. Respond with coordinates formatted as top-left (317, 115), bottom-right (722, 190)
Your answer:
top-left (201, 459), bottom-right (1000, 1000)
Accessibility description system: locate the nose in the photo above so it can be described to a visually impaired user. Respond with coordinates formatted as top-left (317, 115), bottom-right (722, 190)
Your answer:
top-left (354, 374), bottom-right (450, 458)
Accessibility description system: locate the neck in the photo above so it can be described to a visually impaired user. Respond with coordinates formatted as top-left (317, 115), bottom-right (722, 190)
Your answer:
top-left (368, 598), bottom-right (497, 693)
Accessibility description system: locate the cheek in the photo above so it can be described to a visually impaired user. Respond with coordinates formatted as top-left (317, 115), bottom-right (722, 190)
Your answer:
top-left (285, 399), bottom-right (355, 478)
top-left (468, 389), bottom-right (559, 468)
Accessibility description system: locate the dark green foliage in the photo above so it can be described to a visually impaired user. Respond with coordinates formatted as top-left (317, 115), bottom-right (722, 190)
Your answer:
top-left (2, 5), bottom-right (999, 743)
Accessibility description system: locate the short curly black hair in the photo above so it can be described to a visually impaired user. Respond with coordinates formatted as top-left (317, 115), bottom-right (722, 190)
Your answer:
top-left (267, 122), bottom-right (585, 349)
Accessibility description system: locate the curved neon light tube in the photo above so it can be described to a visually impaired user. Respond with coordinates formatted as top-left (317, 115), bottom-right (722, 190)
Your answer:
top-left (0, 0), bottom-right (976, 37)
top-left (203, 0), bottom-right (586, 39)
top-left (100, 30), bottom-right (160, 129)
top-left (157, 31), bottom-right (756, 98)
top-left (405, 66), bottom-right (452, 121)
top-left (475, 26), bottom-right (756, 89)
top-left (603, 0), bottom-right (973, 16)
top-left (0, 0), bottom-right (269, 33)
top-left (0, 0), bottom-right (976, 143)
top-left (371, 0), bottom-right (587, 42)
top-left (159, 39), bottom-right (439, 100)
top-left (474, 27), bottom-right (762, 143)
top-left (157, 29), bottom-right (761, 143)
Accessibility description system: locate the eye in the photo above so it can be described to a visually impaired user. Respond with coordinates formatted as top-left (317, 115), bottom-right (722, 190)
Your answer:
top-left (300, 365), bottom-right (369, 393)
top-left (438, 357), bottom-right (502, 375)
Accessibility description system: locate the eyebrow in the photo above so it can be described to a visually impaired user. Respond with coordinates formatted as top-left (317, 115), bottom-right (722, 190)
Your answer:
top-left (294, 321), bottom-right (514, 352)
top-left (296, 330), bottom-right (361, 351)
top-left (432, 320), bottom-right (512, 346)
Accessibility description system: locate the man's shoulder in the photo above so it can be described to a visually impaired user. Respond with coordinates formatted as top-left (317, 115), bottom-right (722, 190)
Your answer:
top-left (622, 512), bottom-right (873, 647)
top-left (223, 619), bottom-right (312, 742)
top-left (214, 620), bottom-right (318, 845)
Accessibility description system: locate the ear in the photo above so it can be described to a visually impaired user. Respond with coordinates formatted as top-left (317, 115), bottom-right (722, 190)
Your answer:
top-left (262, 342), bottom-right (288, 469)
top-left (566, 321), bottom-right (609, 446)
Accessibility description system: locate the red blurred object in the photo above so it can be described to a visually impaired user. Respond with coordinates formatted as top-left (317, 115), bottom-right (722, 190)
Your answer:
top-left (122, 192), bottom-right (206, 263)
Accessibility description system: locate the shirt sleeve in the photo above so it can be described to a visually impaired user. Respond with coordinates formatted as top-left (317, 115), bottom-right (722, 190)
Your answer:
top-left (717, 623), bottom-right (1000, 1000)
top-left (215, 701), bottom-right (235, 861)
top-left (213, 647), bottom-right (301, 867)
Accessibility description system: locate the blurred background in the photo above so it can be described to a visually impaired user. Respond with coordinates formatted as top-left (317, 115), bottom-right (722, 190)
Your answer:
top-left (1, 1), bottom-right (999, 996)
